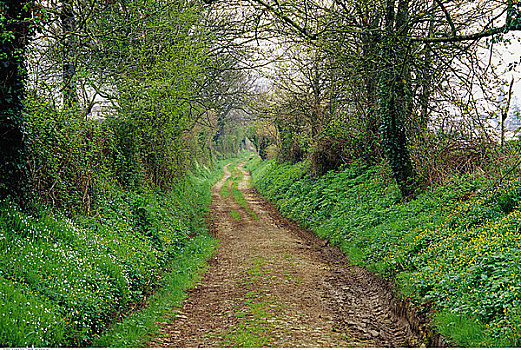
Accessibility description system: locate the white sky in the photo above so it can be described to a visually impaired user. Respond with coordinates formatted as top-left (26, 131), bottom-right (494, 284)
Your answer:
top-left (494, 32), bottom-right (521, 103)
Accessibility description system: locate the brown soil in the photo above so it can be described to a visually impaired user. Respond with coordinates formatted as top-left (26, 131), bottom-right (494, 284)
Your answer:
top-left (147, 161), bottom-right (424, 347)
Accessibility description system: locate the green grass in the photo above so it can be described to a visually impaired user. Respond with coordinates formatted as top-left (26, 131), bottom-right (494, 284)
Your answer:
top-left (220, 298), bottom-right (279, 347)
top-left (220, 159), bottom-right (243, 199)
top-left (230, 165), bottom-right (258, 220)
top-left (434, 311), bottom-right (486, 347)
top-left (0, 161), bottom-right (225, 347)
top-left (92, 233), bottom-right (216, 347)
top-left (218, 257), bottom-right (279, 347)
top-left (221, 176), bottom-right (233, 199)
top-left (231, 171), bottom-right (246, 205)
top-left (230, 210), bottom-right (241, 221)
top-left (247, 156), bottom-right (521, 347)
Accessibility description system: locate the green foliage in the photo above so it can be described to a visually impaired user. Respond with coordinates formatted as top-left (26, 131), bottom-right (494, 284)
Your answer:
top-left (107, 1), bottom-right (209, 188)
top-left (276, 122), bottom-right (307, 164)
top-left (0, 276), bottom-right (65, 347)
top-left (0, 165), bottom-right (221, 347)
top-left (248, 157), bottom-right (521, 347)
top-left (246, 122), bottom-right (276, 160)
top-left (25, 0), bottom-right (215, 203)
top-left (377, 29), bottom-right (416, 199)
top-left (506, 2), bottom-right (521, 31)
top-left (25, 96), bottom-right (217, 212)
top-left (247, 157), bottom-right (310, 202)
top-left (214, 123), bottom-right (250, 160)
top-left (110, 118), bottom-right (145, 190)
top-left (434, 311), bottom-right (485, 347)
top-left (26, 100), bottom-right (118, 211)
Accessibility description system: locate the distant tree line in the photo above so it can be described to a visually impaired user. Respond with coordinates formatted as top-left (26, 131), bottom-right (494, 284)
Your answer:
top-left (207, 0), bottom-right (521, 198)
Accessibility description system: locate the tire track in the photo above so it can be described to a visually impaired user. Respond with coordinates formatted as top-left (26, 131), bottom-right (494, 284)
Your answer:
top-left (148, 160), bottom-right (423, 347)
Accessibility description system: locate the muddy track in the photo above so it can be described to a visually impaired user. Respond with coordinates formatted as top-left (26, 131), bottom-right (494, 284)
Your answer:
top-left (148, 161), bottom-right (424, 347)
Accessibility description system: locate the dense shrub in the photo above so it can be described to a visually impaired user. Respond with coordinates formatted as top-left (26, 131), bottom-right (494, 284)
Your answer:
top-left (25, 98), bottom-right (217, 213)
top-left (26, 100), bottom-right (117, 212)
top-left (248, 157), bottom-right (521, 347)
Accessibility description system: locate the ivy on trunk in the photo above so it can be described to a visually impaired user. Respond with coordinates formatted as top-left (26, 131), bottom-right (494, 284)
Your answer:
top-left (378, 0), bottom-right (416, 199)
top-left (0, 2), bottom-right (36, 206)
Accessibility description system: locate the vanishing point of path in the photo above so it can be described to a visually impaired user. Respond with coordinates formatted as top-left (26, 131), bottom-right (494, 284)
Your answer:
top-left (148, 160), bottom-right (422, 347)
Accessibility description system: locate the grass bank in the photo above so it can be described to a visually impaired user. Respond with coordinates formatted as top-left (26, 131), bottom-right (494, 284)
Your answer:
top-left (247, 157), bottom-right (521, 347)
top-left (0, 162), bottom-right (225, 347)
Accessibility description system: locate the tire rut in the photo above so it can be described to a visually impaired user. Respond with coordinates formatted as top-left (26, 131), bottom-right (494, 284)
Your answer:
top-left (147, 161), bottom-right (424, 347)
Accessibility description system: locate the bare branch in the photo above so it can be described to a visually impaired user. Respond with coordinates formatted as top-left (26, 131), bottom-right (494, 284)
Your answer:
top-left (433, 0), bottom-right (456, 37)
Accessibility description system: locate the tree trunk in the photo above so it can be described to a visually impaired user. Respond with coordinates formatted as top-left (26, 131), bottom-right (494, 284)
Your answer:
top-left (378, 0), bottom-right (416, 199)
top-left (61, 0), bottom-right (77, 107)
top-left (361, 29), bottom-right (381, 163)
top-left (0, 1), bottom-right (34, 206)
top-left (501, 77), bottom-right (515, 148)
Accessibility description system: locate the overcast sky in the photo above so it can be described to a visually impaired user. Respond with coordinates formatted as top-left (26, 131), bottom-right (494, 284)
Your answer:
top-left (495, 33), bottom-right (521, 104)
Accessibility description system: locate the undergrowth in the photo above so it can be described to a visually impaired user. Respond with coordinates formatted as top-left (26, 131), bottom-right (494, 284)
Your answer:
top-left (0, 163), bottom-right (224, 347)
top-left (247, 156), bottom-right (521, 347)
top-left (92, 233), bottom-right (216, 347)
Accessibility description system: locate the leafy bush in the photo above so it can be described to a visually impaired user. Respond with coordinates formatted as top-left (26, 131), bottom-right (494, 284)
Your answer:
top-left (26, 100), bottom-right (117, 212)
top-left (247, 157), bottom-right (521, 347)
top-left (25, 96), bottom-right (218, 213)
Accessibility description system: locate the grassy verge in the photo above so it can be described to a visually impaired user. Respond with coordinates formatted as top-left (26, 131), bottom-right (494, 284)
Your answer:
top-left (247, 156), bottom-right (521, 347)
top-left (0, 162), bottom-right (224, 347)
top-left (92, 233), bottom-right (216, 347)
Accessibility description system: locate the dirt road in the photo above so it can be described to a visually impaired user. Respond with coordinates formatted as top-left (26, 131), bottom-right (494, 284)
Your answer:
top-left (148, 161), bottom-right (422, 347)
